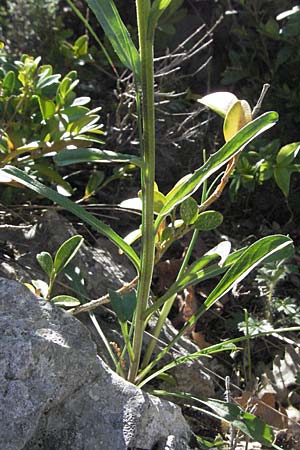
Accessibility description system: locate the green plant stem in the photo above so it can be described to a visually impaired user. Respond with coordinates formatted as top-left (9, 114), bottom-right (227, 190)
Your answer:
top-left (120, 321), bottom-right (135, 363)
top-left (128, 0), bottom-right (155, 383)
top-left (141, 229), bottom-right (200, 368)
top-left (244, 308), bottom-right (252, 385)
top-left (141, 154), bottom-right (208, 369)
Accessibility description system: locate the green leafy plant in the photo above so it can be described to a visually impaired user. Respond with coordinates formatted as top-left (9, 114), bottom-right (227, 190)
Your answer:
top-left (197, 90), bottom-right (300, 199)
top-left (26, 234), bottom-right (83, 307)
top-left (214, 1), bottom-right (300, 141)
top-left (0, 51), bottom-right (108, 193)
top-left (1, 1), bottom-right (297, 447)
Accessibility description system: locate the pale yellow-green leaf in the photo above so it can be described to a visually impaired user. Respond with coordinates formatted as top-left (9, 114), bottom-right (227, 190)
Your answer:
top-left (223, 100), bottom-right (252, 142)
top-left (198, 92), bottom-right (238, 118)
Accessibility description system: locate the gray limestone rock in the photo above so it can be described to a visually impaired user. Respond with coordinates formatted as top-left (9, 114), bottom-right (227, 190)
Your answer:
top-left (0, 277), bottom-right (197, 450)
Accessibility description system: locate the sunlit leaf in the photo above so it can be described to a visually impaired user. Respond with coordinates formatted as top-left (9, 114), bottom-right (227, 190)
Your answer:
top-left (54, 148), bottom-right (142, 167)
top-left (36, 251), bottom-right (54, 277)
top-left (194, 210), bottom-right (223, 231)
top-left (37, 97), bottom-right (56, 120)
top-left (54, 235), bottom-right (84, 274)
top-left (201, 235), bottom-right (293, 313)
top-left (223, 100), bottom-right (252, 141)
top-left (51, 295), bottom-right (81, 307)
top-left (148, 0), bottom-right (173, 39)
top-left (198, 92), bottom-right (238, 118)
top-left (156, 112), bottom-right (278, 220)
top-left (276, 142), bottom-right (300, 166)
top-left (86, 0), bottom-right (140, 78)
top-left (180, 197), bottom-right (198, 225)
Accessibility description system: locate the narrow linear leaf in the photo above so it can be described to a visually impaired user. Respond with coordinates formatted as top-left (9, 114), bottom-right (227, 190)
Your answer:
top-left (156, 112), bottom-right (278, 221)
top-left (199, 235), bottom-right (293, 316)
top-left (152, 392), bottom-right (275, 448)
top-left (54, 148), bottom-right (142, 167)
top-left (54, 235), bottom-right (84, 274)
top-left (1, 166), bottom-right (140, 271)
top-left (146, 245), bottom-right (242, 318)
top-left (86, 0), bottom-right (140, 77)
top-left (138, 343), bottom-right (237, 388)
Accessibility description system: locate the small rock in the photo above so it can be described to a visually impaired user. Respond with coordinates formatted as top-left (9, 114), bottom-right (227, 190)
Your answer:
top-left (0, 277), bottom-right (197, 450)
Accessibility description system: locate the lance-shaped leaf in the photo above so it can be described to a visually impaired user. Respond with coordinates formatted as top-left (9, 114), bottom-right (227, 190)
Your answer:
top-left (156, 112), bottom-right (278, 221)
top-left (192, 235), bottom-right (293, 321)
top-left (1, 166), bottom-right (140, 271)
top-left (145, 242), bottom-right (235, 318)
top-left (86, 0), bottom-right (140, 78)
top-left (54, 148), bottom-right (142, 167)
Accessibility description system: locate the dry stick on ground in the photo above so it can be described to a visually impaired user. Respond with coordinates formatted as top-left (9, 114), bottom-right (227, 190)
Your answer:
top-left (68, 275), bottom-right (138, 315)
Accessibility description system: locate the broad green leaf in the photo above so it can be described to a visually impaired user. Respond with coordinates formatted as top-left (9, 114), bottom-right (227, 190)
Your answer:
top-left (1, 166), bottom-right (140, 271)
top-left (274, 167), bottom-right (290, 197)
top-left (3, 70), bottom-right (15, 94)
top-left (54, 235), bottom-right (84, 274)
top-left (36, 74), bottom-right (61, 91)
top-left (37, 97), bottom-right (56, 120)
top-left (223, 100), bottom-right (252, 141)
top-left (156, 112), bottom-right (278, 220)
top-left (109, 289), bottom-right (137, 322)
top-left (36, 251), bottom-right (54, 277)
top-left (54, 148), bottom-right (142, 167)
top-left (74, 34), bottom-right (88, 56)
top-left (276, 142), bottom-right (300, 166)
top-left (198, 92), bottom-right (238, 118)
top-left (153, 190), bottom-right (166, 213)
top-left (86, 0), bottom-right (140, 78)
top-left (51, 295), bottom-right (81, 307)
top-left (180, 197), bottom-right (198, 225)
top-left (194, 210), bottom-right (223, 231)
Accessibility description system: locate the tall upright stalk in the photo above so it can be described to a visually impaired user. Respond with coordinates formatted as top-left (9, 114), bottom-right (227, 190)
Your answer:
top-left (128, 0), bottom-right (156, 383)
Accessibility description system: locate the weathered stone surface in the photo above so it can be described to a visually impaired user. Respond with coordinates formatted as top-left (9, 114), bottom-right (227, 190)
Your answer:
top-left (0, 278), bottom-right (197, 450)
